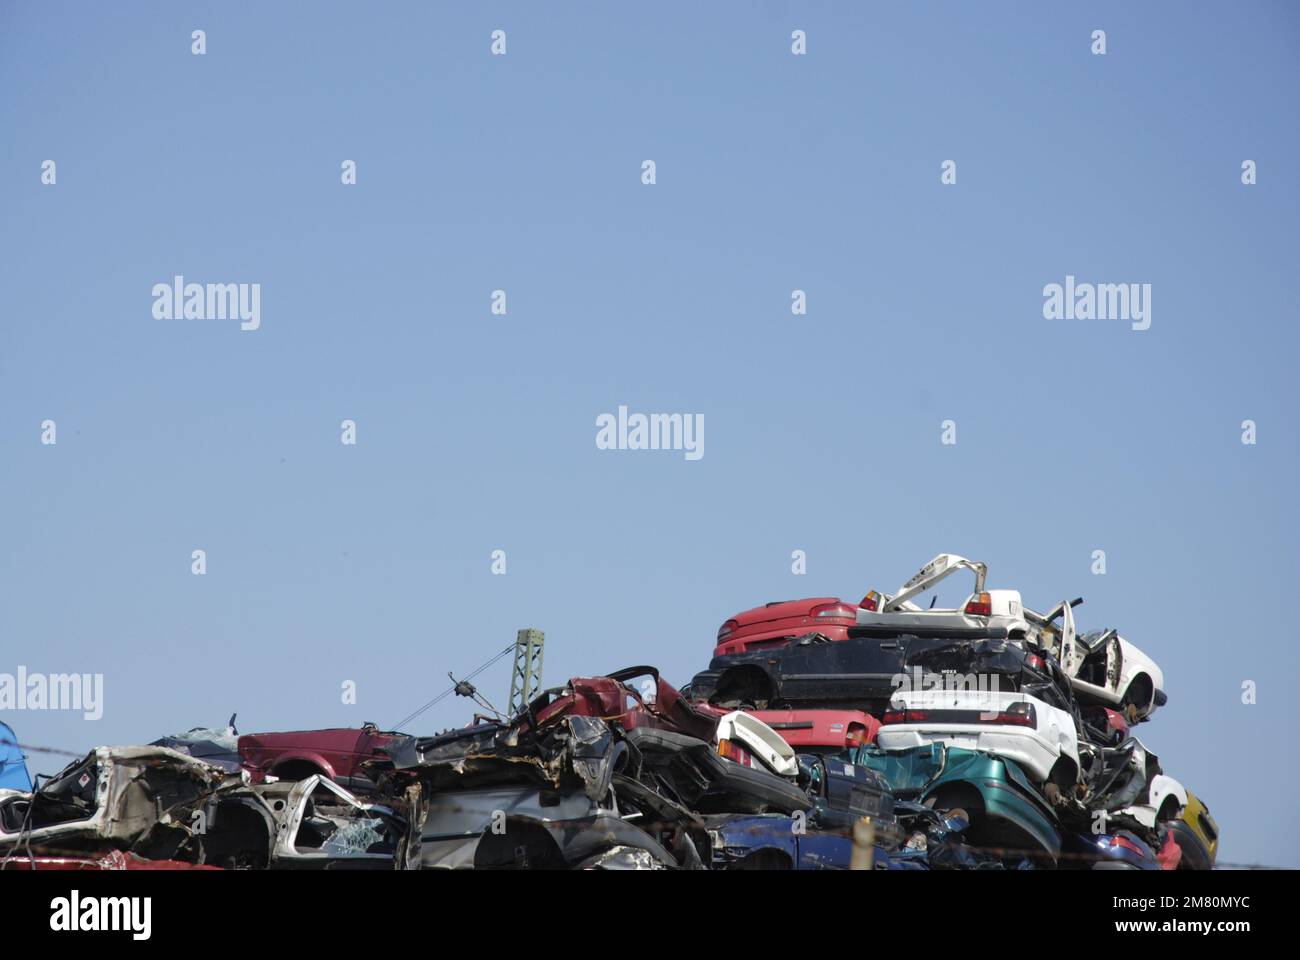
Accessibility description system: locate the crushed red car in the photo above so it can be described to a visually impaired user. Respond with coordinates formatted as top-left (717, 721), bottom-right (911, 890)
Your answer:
top-left (714, 598), bottom-right (860, 657)
top-left (524, 665), bottom-right (722, 740)
top-left (748, 708), bottom-right (879, 753)
top-left (238, 722), bottom-right (403, 790)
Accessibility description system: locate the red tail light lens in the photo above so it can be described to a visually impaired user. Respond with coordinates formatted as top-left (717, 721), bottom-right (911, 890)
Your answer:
top-left (1108, 835), bottom-right (1149, 858)
top-left (859, 591), bottom-right (881, 612)
top-left (964, 592), bottom-right (992, 617)
top-left (986, 702), bottom-right (1036, 727)
top-left (717, 619), bottom-right (738, 641)
top-left (882, 707), bottom-right (929, 724)
top-left (717, 739), bottom-right (754, 767)
top-left (811, 602), bottom-right (856, 619)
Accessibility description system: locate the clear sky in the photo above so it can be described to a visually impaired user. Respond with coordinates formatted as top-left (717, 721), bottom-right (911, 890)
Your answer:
top-left (2, 2), bottom-right (1297, 867)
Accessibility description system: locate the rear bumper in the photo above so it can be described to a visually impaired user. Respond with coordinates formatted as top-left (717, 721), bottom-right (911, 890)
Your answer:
top-left (876, 725), bottom-right (1059, 782)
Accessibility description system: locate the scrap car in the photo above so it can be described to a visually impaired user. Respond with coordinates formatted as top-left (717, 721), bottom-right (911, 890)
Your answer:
top-left (237, 721), bottom-right (405, 791)
top-left (0, 745), bottom-right (419, 870)
top-left (853, 742), bottom-right (1063, 865)
top-left (377, 667), bottom-right (833, 869)
top-left (149, 715), bottom-right (242, 772)
top-left (858, 554), bottom-right (1166, 722)
top-left (714, 598), bottom-right (861, 657)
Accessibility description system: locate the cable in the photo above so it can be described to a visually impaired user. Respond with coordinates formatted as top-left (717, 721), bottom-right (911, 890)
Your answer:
top-left (389, 644), bottom-right (515, 731)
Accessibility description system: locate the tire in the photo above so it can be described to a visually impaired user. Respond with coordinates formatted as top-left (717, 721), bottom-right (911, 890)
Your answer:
top-left (269, 760), bottom-right (326, 782)
top-left (730, 849), bottom-right (793, 870)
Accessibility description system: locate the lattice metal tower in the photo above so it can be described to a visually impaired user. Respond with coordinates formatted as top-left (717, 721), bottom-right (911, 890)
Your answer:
top-left (508, 628), bottom-right (545, 715)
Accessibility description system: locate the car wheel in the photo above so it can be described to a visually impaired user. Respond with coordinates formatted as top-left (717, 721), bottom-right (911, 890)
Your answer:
top-left (269, 760), bottom-right (326, 781)
top-left (730, 849), bottom-right (793, 870)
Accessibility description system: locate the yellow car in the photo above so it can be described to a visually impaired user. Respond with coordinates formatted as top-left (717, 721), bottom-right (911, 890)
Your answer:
top-left (1169, 791), bottom-right (1218, 869)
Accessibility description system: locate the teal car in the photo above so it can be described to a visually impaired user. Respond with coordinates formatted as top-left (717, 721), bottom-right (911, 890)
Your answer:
top-left (850, 742), bottom-right (1061, 865)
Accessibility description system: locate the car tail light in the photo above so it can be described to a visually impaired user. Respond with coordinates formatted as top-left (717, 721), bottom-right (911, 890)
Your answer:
top-left (811, 602), bottom-right (856, 619)
top-left (964, 592), bottom-right (992, 617)
top-left (716, 619), bottom-right (738, 641)
top-left (881, 707), bottom-right (929, 724)
top-left (717, 739), bottom-right (754, 767)
top-left (859, 591), bottom-right (881, 612)
top-left (984, 702), bottom-right (1036, 727)
top-left (1107, 834), bottom-right (1149, 858)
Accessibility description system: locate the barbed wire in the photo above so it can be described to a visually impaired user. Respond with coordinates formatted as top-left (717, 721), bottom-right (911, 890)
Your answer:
top-left (0, 738), bottom-right (85, 759)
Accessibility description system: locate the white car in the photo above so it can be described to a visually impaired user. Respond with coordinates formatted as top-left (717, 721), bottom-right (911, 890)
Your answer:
top-left (1027, 600), bottom-right (1166, 722)
top-left (859, 553), bottom-right (1166, 722)
top-left (1079, 736), bottom-right (1185, 829)
top-left (875, 687), bottom-right (1081, 797)
top-left (858, 553), bottom-right (1032, 638)
top-left (1121, 773), bottom-right (1186, 831)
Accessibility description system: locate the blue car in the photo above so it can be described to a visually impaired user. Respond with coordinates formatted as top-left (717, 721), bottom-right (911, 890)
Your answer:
top-left (1064, 829), bottom-right (1162, 870)
top-left (705, 752), bottom-right (898, 869)
top-left (704, 811), bottom-right (900, 870)
top-left (0, 721), bottom-right (33, 792)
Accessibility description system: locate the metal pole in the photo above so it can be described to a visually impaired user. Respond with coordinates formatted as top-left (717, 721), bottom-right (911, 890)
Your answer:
top-left (850, 818), bottom-right (876, 870)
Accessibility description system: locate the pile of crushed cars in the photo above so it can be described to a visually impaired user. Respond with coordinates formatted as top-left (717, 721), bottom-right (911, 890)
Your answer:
top-left (0, 554), bottom-right (1218, 871)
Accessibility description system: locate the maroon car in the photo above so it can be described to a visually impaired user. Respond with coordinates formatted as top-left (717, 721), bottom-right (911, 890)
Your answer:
top-left (525, 665), bottom-right (722, 741)
top-left (238, 722), bottom-right (403, 790)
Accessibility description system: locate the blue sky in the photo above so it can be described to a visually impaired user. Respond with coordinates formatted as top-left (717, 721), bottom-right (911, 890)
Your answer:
top-left (2, 2), bottom-right (1297, 867)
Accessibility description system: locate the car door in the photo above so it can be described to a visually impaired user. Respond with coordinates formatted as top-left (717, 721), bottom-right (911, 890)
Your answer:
top-left (1071, 629), bottom-right (1124, 703)
top-left (1057, 600), bottom-right (1082, 679)
top-left (795, 825), bottom-right (854, 870)
top-left (1035, 600), bottom-right (1082, 676)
